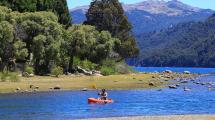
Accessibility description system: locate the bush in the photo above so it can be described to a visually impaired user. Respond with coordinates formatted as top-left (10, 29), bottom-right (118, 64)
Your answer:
top-left (0, 72), bottom-right (20, 82)
top-left (101, 59), bottom-right (116, 67)
top-left (81, 59), bottom-right (97, 70)
top-left (51, 66), bottom-right (63, 77)
top-left (25, 66), bottom-right (34, 74)
top-left (73, 57), bottom-right (97, 70)
top-left (73, 57), bottom-right (81, 67)
top-left (100, 66), bottom-right (116, 76)
top-left (115, 62), bottom-right (133, 74)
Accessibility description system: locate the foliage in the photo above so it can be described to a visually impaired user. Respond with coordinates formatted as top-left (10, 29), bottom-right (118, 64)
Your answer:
top-left (73, 57), bottom-right (82, 67)
top-left (51, 66), bottom-right (63, 77)
top-left (52, 66), bottom-right (63, 77)
top-left (100, 66), bottom-right (116, 76)
top-left (0, 72), bottom-right (20, 82)
top-left (101, 59), bottom-right (116, 68)
top-left (81, 60), bottom-right (97, 70)
top-left (0, 5), bottom-right (129, 75)
top-left (84, 0), bottom-right (139, 58)
top-left (73, 57), bottom-right (97, 70)
top-left (24, 66), bottom-right (34, 74)
top-left (115, 62), bottom-right (133, 74)
top-left (0, 0), bottom-right (71, 26)
top-left (65, 25), bottom-right (118, 71)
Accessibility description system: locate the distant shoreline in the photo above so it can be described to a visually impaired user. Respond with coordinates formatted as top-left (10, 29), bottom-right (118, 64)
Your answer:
top-left (85, 115), bottom-right (215, 120)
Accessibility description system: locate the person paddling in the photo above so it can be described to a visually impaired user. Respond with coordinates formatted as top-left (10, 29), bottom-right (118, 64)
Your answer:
top-left (98, 89), bottom-right (108, 100)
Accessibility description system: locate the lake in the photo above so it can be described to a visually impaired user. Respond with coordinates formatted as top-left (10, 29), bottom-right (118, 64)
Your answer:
top-left (0, 75), bottom-right (215, 120)
top-left (134, 67), bottom-right (215, 74)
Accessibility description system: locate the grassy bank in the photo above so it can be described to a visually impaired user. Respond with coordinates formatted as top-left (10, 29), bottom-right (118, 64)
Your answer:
top-left (0, 73), bottom-right (196, 93)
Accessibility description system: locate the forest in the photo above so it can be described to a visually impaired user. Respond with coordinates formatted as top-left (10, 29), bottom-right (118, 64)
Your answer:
top-left (133, 14), bottom-right (215, 67)
top-left (0, 0), bottom-right (138, 76)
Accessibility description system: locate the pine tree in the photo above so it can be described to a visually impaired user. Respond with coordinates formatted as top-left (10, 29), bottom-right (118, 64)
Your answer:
top-left (84, 0), bottom-right (139, 58)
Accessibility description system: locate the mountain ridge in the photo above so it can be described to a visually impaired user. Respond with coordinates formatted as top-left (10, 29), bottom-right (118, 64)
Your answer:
top-left (131, 13), bottom-right (215, 67)
top-left (70, 0), bottom-right (214, 34)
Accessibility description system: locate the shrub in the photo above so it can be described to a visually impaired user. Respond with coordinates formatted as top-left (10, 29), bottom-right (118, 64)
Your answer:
top-left (0, 72), bottom-right (20, 82)
top-left (100, 66), bottom-right (116, 76)
top-left (81, 59), bottom-right (97, 70)
top-left (9, 72), bottom-right (20, 82)
top-left (101, 59), bottom-right (116, 67)
top-left (73, 57), bottom-right (81, 67)
top-left (25, 66), bottom-right (34, 74)
top-left (51, 66), bottom-right (63, 77)
top-left (115, 62), bottom-right (133, 74)
top-left (73, 57), bottom-right (97, 70)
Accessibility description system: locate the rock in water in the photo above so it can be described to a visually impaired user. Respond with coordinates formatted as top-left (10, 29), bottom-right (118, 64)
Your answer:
top-left (169, 85), bottom-right (177, 89)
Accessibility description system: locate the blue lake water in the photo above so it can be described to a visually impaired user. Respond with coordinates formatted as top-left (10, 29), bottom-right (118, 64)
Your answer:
top-left (1, 75), bottom-right (215, 120)
top-left (134, 67), bottom-right (215, 74)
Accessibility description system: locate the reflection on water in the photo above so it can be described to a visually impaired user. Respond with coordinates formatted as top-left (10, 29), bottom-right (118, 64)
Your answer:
top-left (0, 76), bottom-right (215, 120)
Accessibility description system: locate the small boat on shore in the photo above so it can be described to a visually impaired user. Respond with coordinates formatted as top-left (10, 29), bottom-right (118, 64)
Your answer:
top-left (88, 98), bottom-right (114, 104)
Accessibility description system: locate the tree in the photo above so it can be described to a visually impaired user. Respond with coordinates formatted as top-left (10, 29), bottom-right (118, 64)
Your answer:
top-left (0, 0), bottom-right (72, 26)
top-left (0, 21), bottom-right (14, 71)
top-left (84, 0), bottom-right (139, 59)
top-left (65, 25), bottom-right (118, 72)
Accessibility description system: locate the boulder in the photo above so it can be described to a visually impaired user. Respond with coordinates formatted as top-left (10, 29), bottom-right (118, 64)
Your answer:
top-left (22, 72), bottom-right (29, 77)
top-left (30, 85), bottom-right (34, 89)
top-left (93, 73), bottom-right (103, 76)
top-left (184, 71), bottom-right (191, 74)
top-left (29, 74), bottom-right (34, 77)
top-left (81, 88), bottom-right (88, 91)
top-left (35, 86), bottom-right (39, 89)
top-left (92, 70), bottom-right (101, 74)
top-left (184, 87), bottom-right (191, 91)
top-left (165, 76), bottom-right (171, 78)
top-left (164, 70), bottom-right (173, 74)
top-left (168, 85), bottom-right (177, 89)
top-left (157, 89), bottom-right (162, 91)
top-left (16, 87), bottom-right (21, 91)
top-left (149, 82), bottom-right (155, 86)
top-left (77, 66), bottom-right (93, 76)
top-left (54, 85), bottom-right (61, 90)
top-left (180, 80), bottom-right (189, 83)
top-left (200, 83), bottom-right (206, 85)
top-left (22, 72), bottom-right (34, 77)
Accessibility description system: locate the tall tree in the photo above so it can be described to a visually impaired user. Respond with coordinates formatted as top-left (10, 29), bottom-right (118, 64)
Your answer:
top-left (84, 0), bottom-right (139, 59)
top-left (0, 0), bottom-right (72, 26)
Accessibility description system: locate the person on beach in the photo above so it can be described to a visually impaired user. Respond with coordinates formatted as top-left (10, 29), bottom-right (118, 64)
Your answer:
top-left (98, 89), bottom-right (108, 100)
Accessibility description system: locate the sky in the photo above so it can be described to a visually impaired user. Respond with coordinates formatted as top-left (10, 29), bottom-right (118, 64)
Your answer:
top-left (67, 0), bottom-right (215, 10)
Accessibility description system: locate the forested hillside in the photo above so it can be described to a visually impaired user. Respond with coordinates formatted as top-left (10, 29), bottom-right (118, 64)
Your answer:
top-left (0, 0), bottom-right (71, 26)
top-left (132, 14), bottom-right (215, 67)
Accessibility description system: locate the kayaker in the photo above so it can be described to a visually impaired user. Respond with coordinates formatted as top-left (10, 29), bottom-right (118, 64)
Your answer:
top-left (98, 89), bottom-right (108, 100)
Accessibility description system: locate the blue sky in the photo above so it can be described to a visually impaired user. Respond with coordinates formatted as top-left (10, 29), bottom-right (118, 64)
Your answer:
top-left (67, 0), bottom-right (215, 10)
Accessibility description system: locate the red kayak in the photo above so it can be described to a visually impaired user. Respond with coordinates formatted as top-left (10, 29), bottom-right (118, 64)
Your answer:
top-left (88, 98), bottom-right (114, 104)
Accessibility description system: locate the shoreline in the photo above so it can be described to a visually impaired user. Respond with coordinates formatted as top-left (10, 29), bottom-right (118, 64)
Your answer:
top-left (85, 115), bottom-right (215, 120)
top-left (0, 73), bottom-right (198, 94)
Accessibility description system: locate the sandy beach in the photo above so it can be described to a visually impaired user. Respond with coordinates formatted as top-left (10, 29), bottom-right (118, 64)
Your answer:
top-left (85, 115), bottom-right (215, 120)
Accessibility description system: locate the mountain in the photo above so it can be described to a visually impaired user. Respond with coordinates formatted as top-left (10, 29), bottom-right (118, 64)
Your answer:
top-left (70, 0), bottom-right (214, 35)
top-left (130, 13), bottom-right (215, 67)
